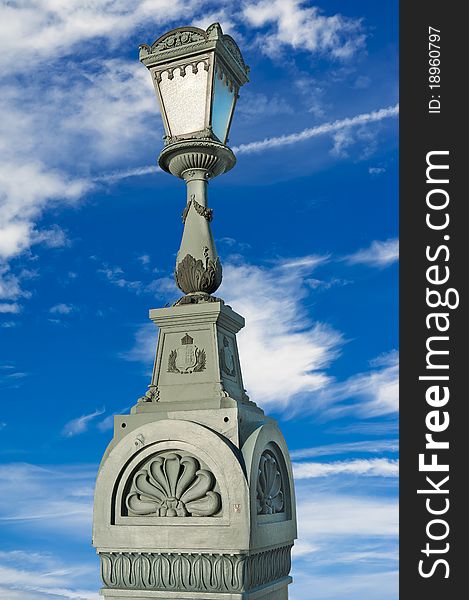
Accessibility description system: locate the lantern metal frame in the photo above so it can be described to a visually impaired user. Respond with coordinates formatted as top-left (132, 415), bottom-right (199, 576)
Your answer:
top-left (139, 23), bottom-right (249, 146)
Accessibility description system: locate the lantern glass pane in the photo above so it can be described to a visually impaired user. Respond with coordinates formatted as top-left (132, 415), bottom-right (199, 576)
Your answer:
top-left (159, 61), bottom-right (208, 137)
top-left (212, 69), bottom-right (236, 143)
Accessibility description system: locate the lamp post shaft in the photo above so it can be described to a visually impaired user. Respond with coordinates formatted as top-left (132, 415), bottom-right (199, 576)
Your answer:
top-left (174, 168), bottom-right (222, 301)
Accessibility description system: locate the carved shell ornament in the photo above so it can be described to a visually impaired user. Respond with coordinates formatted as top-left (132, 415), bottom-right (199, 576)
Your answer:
top-left (256, 451), bottom-right (284, 515)
top-left (126, 453), bottom-right (221, 517)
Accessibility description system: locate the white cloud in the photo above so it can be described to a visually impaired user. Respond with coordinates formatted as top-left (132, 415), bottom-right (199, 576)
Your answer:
top-left (0, 39), bottom-right (162, 303)
top-left (49, 304), bottom-right (74, 315)
top-left (93, 155), bottom-right (265, 187)
top-left (137, 254), bottom-right (151, 265)
top-left (290, 439), bottom-right (398, 459)
top-left (0, 303), bottom-right (21, 314)
top-left (293, 458), bottom-right (399, 479)
top-left (60, 60), bottom-right (159, 165)
top-left (290, 570), bottom-right (398, 600)
top-left (328, 421), bottom-right (398, 436)
top-left (122, 323), bottom-right (157, 364)
top-left (0, 1), bottom-right (199, 75)
top-left (61, 409), bottom-right (105, 437)
top-left (315, 350), bottom-right (399, 418)
top-left (236, 90), bottom-right (293, 118)
top-left (243, 0), bottom-right (365, 59)
top-left (0, 589), bottom-right (99, 600)
top-left (219, 258), bottom-right (343, 408)
top-left (0, 264), bottom-right (35, 308)
top-left (97, 264), bottom-right (142, 292)
top-left (292, 479), bottom-right (398, 596)
top-left (292, 540), bottom-right (320, 557)
top-left (97, 405), bottom-right (131, 432)
top-left (0, 463), bottom-right (95, 536)
top-left (331, 127), bottom-right (354, 157)
top-left (233, 104), bottom-right (399, 154)
top-left (297, 493), bottom-right (398, 538)
top-left (0, 550), bottom-right (98, 600)
top-left (346, 238), bottom-right (399, 267)
top-left (0, 162), bottom-right (91, 261)
top-left (32, 226), bottom-right (70, 249)
top-left (369, 166), bottom-right (386, 175)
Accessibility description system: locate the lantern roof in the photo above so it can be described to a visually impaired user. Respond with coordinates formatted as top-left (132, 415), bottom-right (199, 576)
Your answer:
top-left (139, 23), bottom-right (250, 86)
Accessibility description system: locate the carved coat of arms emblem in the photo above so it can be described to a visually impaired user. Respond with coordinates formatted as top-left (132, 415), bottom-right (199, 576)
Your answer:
top-left (168, 333), bottom-right (206, 374)
top-left (219, 335), bottom-right (235, 377)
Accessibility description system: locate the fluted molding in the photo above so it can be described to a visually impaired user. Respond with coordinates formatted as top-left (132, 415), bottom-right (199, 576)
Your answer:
top-left (158, 140), bottom-right (236, 179)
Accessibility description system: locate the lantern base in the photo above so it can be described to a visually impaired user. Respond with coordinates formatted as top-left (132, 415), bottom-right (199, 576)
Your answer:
top-left (158, 139), bottom-right (236, 179)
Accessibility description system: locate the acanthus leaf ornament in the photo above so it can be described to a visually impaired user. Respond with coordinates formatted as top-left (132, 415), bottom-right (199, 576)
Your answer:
top-left (175, 249), bottom-right (222, 296)
top-left (125, 452), bottom-right (221, 517)
top-left (138, 384), bottom-right (159, 403)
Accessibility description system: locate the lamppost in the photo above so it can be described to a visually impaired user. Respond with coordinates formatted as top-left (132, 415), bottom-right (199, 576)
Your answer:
top-left (141, 22), bottom-right (248, 305)
top-left (92, 23), bottom-right (297, 600)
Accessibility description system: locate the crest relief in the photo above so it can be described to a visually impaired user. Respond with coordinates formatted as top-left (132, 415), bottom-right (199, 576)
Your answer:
top-left (219, 334), bottom-right (236, 377)
top-left (168, 333), bottom-right (207, 374)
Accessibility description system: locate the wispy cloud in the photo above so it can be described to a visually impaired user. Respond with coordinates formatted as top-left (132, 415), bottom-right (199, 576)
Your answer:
top-left (236, 90), bottom-right (293, 118)
top-left (0, 463), bottom-right (95, 535)
top-left (346, 238), bottom-right (399, 267)
top-left (0, 364), bottom-right (28, 390)
top-left (291, 570), bottom-right (398, 600)
top-left (292, 476), bottom-right (398, 598)
top-left (0, 1), bottom-right (201, 75)
top-left (291, 439), bottom-right (398, 459)
top-left (93, 165), bottom-right (160, 184)
top-left (97, 264), bottom-right (143, 292)
top-left (315, 350), bottom-right (399, 418)
top-left (369, 166), bottom-right (386, 175)
top-left (62, 409), bottom-right (105, 437)
top-left (293, 458), bottom-right (398, 479)
top-left (0, 302), bottom-right (21, 313)
top-left (243, 0), bottom-right (366, 59)
top-left (233, 105), bottom-right (399, 154)
top-left (97, 405), bottom-right (132, 432)
top-left (49, 303), bottom-right (75, 315)
top-left (0, 549), bottom-right (99, 599)
top-left (297, 492), bottom-right (398, 538)
top-left (84, 104), bottom-right (399, 182)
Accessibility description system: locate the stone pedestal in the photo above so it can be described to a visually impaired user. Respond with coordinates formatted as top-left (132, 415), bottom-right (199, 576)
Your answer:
top-left (93, 301), bottom-right (297, 599)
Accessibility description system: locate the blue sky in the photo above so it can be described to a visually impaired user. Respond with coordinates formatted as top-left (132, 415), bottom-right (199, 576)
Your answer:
top-left (0, 1), bottom-right (398, 598)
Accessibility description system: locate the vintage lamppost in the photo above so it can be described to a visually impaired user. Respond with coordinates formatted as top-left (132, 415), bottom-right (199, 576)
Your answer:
top-left (93, 23), bottom-right (297, 600)
top-left (141, 23), bottom-right (249, 305)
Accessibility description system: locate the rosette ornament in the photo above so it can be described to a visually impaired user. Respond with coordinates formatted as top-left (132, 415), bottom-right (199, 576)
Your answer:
top-left (256, 451), bottom-right (284, 515)
top-left (126, 453), bottom-right (221, 517)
